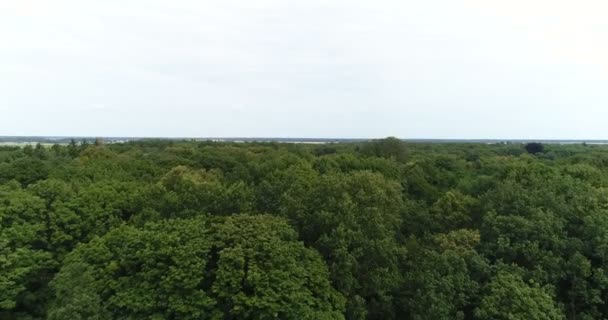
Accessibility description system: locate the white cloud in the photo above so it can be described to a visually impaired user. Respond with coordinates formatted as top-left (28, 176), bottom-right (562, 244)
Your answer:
top-left (0, 0), bottom-right (607, 138)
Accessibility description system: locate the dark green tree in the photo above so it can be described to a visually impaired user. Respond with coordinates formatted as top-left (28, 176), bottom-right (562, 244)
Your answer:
top-left (360, 137), bottom-right (408, 162)
top-left (68, 139), bottom-right (79, 158)
top-left (525, 142), bottom-right (544, 154)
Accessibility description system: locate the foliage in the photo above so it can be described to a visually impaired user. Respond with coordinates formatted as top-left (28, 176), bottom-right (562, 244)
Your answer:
top-left (2, 139), bottom-right (608, 319)
top-left (525, 142), bottom-right (545, 154)
top-left (359, 137), bottom-right (408, 162)
top-left (48, 215), bottom-right (344, 319)
top-left (475, 271), bottom-right (564, 320)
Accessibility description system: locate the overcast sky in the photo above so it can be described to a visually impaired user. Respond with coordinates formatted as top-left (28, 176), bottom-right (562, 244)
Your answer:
top-left (1, 0), bottom-right (607, 138)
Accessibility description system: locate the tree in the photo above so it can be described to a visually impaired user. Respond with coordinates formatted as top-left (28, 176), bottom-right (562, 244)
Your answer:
top-left (22, 144), bottom-right (34, 156)
top-left (278, 170), bottom-right (404, 319)
top-left (47, 262), bottom-right (108, 320)
top-left (34, 142), bottom-right (47, 159)
top-left (0, 157), bottom-right (49, 186)
top-left (80, 139), bottom-right (90, 152)
top-left (29, 179), bottom-right (80, 256)
top-left (48, 215), bottom-right (345, 319)
top-left (475, 271), bottom-right (564, 320)
top-left (6, 137), bottom-right (608, 319)
top-left (158, 165), bottom-right (253, 217)
top-left (429, 191), bottom-right (478, 232)
top-left (397, 229), bottom-right (487, 320)
top-left (68, 139), bottom-right (80, 158)
top-left (0, 183), bottom-right (54, 317)
top-left (525, 142), bottom-right (544, 154)
top-left (360, 137), bottom-right (408, 162)
top-left (67, 181), bottom-right (151, 240)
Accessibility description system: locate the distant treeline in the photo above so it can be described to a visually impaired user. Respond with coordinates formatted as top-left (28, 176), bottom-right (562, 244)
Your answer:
top-left (3, 136), bottom-right (607, 145)
top-left (2, 138), bottom-right (608, 319)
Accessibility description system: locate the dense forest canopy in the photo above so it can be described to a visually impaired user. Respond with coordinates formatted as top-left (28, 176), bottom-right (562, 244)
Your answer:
top-left (2, 138), bottom-right (608, 319)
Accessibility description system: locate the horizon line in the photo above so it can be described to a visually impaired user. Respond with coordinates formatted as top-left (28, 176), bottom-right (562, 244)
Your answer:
top-left (2, 135), bottom-right (608, 142)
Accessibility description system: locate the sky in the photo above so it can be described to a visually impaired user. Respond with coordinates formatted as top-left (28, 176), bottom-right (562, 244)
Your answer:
top-left (1, 0), bottom-right (607, 139)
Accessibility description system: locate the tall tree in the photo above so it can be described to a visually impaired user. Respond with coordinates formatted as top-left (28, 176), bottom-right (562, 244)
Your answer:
top-left (475, 271), bottom-right (564, 320)
top-left (48, 215), bottom-right (345, 319)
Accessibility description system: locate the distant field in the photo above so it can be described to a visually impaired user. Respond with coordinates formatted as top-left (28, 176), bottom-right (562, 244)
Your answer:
top-left (0, 142), bottom-right (59, 147)
top-left (1, 136), bottom-right (608, 145)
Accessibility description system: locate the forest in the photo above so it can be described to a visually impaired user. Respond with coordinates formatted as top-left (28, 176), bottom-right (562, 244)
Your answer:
top-left (2, 137), bottom-right (608, 320)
